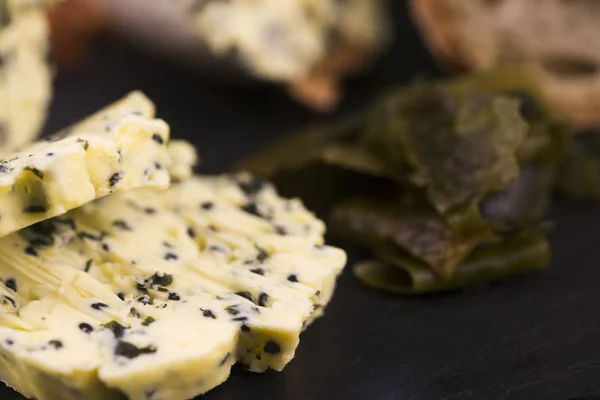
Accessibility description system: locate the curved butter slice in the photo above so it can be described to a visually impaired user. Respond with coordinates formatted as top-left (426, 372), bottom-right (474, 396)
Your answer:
top-left (0, 91), bottom-right (171, 239)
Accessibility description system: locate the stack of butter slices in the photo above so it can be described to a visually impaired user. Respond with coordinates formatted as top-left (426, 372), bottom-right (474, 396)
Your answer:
top-left (0, 91), bottom-right (346, 400)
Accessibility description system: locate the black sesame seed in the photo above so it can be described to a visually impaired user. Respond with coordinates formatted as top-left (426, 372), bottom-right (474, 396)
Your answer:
top-left (129, 308), bottom-right (141, 318)
top-left (209, 245), bottom-right (227, 253)
top-left (46, 152), bottom-right (54, 157)
top-left (154, 162), bottom-right (163, 170)
top-left (164, 252), bottom-right (178, 261)
top-left (202, 309), bottom-right (216, 319)
top-left (141, 317), bottom-right (156, 327)
top-left (201, 202), bottom-right (214, 210)
top-left (219, 352), bottom-right (231, 366)
top-left (207, 224), bottom-right (219, 232)
top-left (241, 202), bottom-right (262, 217)
top-left (287, 274), bottom-right (299, 283)
top-left (258, 293), bottom-right (269, 307)
top-left (256, 247), bottom-right (269, 263)
top-left (109, 172), bottom-right (124, 187)
top-left (91, 302), bottom-right (108, 310)
top-left (232, 316), bottom-right (248, 322)
top-left (136, 283), bottom-right (148, 293)
top-left (5, 279), bottom-right (16, 292)
top-left (235, 292), bottom-right (253, 302)
top-left (250, 268), bottom-right (265, 276)
top-left (187, 227), bottom-right (196, 238)
top-left (240, 324), bottom-right (251, 332)
top-left (3, 296), bottom-right (15, 308)
top-left (150, 273), bottom-right (173, 287)
top-left (24, 246), bottom-right (38, 257)
top-left (112, 220), bottom-right (132, 231)
top-left (151, 133), bottom-right (164, 145)
top-left (84, 259), bottom-right (93, 273)
top-left (0, 164), bottom-right (9, 174)
top-left (103, 321), bottom-right (126, 338)
top-left (24, 205), bottom-right (47, 213)
top-left (5, 339), bottom-right (13, 346)
top-left (263, 340), bottom-right (281, 355)
top-left (144, 208), bottom-right (156, 215)
top-left (114, 341), bottom-right (156, 359)
top-left (76, 138), bottom-right (89, 151)
top-left (30, 220), bottom-right (58, 236)
top-left (238, 178), bottom-right (266, 196)
top-left (102, 243), bottom-right (110, 252)
top-left (137, 295), bottom-right (151, 305)
top-left (23, 167), bottom-right (44, 180)
top-left (48, 340), bottom-right (63, 349)
top-left (78, 231), bottom-right (104, 241)
top-left (145, 388), bottom-right (157, 400)
top-left (316, 290), bottom-right (321, 297)
top-left (225, 306), bottom-right (240, 316)
top-left (275, 225), bottom-right (288, 235)
top-left (117, 292), bottom-right (125, 301)
top-left (168, 292), bottom-right (180, 301)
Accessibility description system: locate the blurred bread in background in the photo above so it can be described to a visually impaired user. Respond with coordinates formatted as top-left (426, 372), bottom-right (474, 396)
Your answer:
top-left (411, 0), bottom-right (600, 128)
top-left (46, 0), bottom-right (391, 112)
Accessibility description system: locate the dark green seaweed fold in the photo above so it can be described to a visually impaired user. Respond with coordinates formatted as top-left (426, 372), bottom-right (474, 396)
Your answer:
top-left (354, 228), bottom-right (550, 295)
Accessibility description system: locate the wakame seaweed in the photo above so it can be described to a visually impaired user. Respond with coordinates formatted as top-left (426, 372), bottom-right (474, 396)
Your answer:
top-left (238, 67), bottom-right (577, 295)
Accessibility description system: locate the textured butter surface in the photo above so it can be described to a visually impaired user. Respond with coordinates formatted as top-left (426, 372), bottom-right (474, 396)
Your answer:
top-left (192, 0), bottom-right (388, 81)
top-left (0, 91), bottom-right (172, 239)
top-left (0, 173), bottom-right (345, 399)
top-left (0, 3), bottom-right (52, 150)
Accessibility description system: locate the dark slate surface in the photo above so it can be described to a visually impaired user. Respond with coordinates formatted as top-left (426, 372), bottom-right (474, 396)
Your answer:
top-left (3, 2), bottom-right (600, 400)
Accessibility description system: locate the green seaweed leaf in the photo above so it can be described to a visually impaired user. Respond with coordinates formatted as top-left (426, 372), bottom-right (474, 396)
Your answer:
top-left (354, 228), bottom-right (550, 294)
top-left (331, 199), bottom-right (496, 278)
top-left (364, 80), bottom-right (528, 233)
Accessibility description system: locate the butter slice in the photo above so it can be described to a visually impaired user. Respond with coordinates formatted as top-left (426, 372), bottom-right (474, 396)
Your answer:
top-left (0, 5), bottom-right (52, 150)
top-left (0, 91), bottom-right (172, 238)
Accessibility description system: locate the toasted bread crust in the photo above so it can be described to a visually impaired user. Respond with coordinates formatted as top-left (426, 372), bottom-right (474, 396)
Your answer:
top-left (411, 0), bottom-right (600, 127)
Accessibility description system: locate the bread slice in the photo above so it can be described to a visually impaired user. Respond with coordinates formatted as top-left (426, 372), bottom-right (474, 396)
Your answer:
top-left (411, 0), bottom-right (600, 127)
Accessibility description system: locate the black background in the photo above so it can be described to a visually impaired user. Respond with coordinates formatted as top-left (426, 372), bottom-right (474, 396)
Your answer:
top-left (4, 2), bottom-right (600, 399)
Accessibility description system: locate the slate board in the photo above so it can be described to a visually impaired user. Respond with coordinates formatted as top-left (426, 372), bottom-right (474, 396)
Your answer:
top-left (3, 2), bottom-right (600, 399)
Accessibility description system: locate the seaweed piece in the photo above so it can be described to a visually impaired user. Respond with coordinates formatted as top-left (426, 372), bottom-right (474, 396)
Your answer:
top-left (364, 80), bottom-right (528, 233)
top-left (331, 199), bottom-right (496, 278)
top-left (480, 164), bottom-right (556, 229)
top-left (354, 228), bottom-right (550, 295)
top-left (236, 116), bottom-right (364, 177)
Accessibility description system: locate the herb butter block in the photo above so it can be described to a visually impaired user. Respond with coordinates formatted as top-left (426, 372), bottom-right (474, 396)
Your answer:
top-left (192, 0), bottom-right (388, 81)
top-left (0, 173), bottom-right (345, 399)
top-left (0, 235), bottom-right (240, 400)
top-left (58, 173), bottom-right (346, 371)
top-left (0, 2), bottom-right (52, 150)
top-left (0, 91), bottom-right (172, 239)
